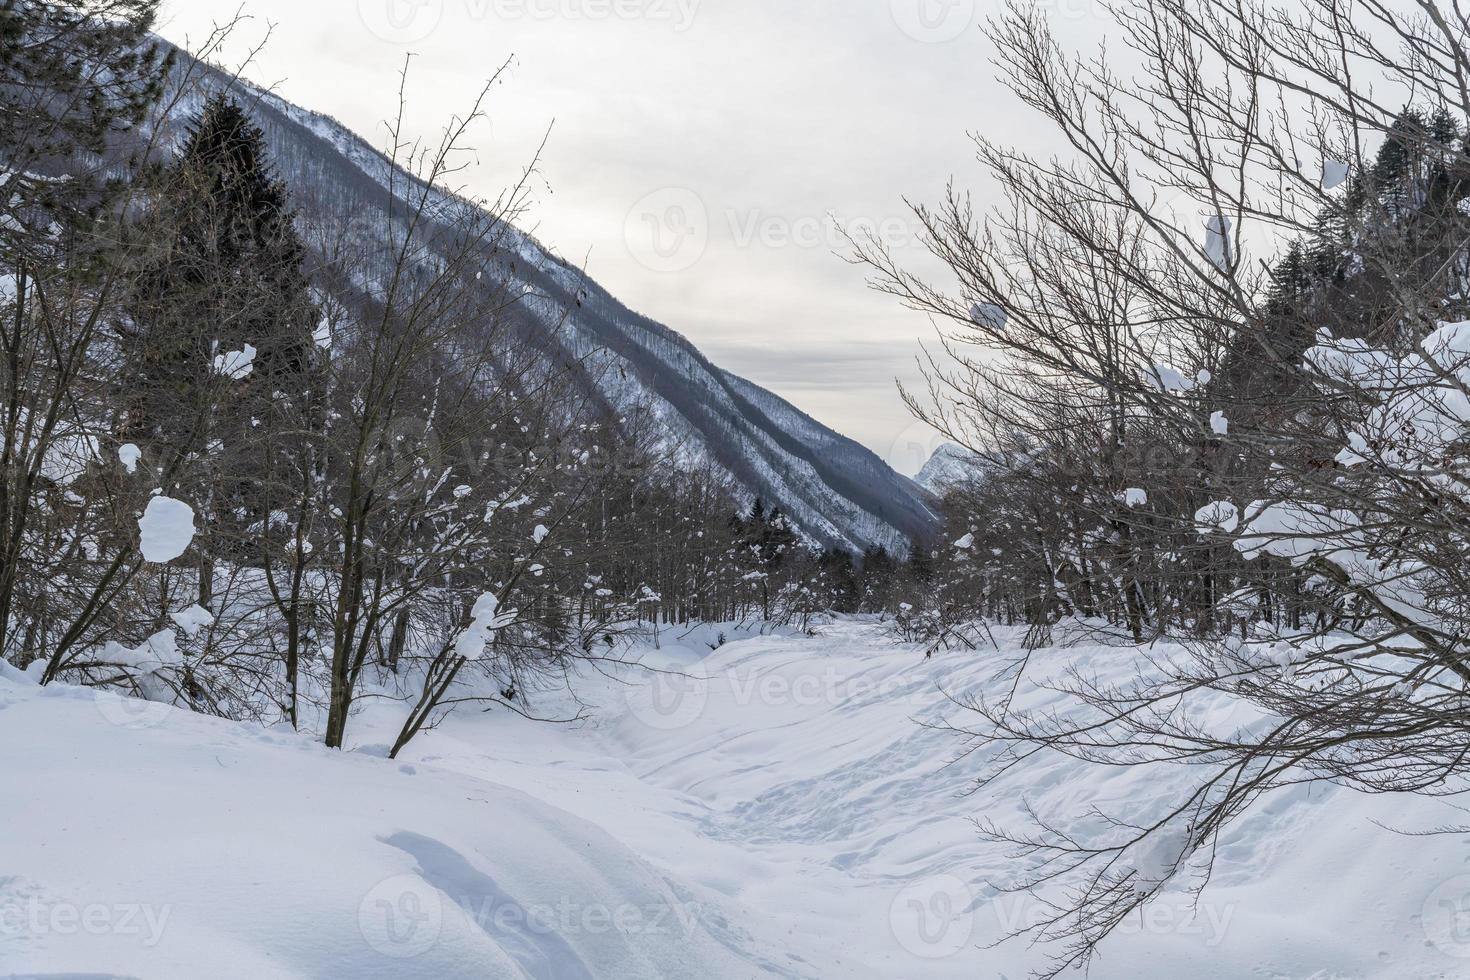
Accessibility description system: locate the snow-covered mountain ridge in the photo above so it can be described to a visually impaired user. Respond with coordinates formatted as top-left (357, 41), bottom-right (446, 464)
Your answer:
top-left (158, 47), bottom-right (936, 554)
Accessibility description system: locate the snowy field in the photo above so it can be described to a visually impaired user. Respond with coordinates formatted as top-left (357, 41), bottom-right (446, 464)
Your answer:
top-left (5, 620), bottom-right (1470, 978)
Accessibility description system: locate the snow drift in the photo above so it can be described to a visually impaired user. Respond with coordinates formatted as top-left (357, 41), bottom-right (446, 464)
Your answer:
top-left (6, 621), bottom-right (1469, 977)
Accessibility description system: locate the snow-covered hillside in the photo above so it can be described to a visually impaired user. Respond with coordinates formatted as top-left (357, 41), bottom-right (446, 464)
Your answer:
top-left (6, 621), bottom-right (1466, 978)
top-left (146, 50), bottom-right (935, 555)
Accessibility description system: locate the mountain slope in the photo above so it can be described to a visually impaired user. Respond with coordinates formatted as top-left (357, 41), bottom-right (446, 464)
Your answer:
top-left (155, 49), bottom-right (934, 555)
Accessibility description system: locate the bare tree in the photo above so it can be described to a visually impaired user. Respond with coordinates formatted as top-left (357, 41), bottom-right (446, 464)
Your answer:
top-left (857, 0), bottom-right (1470, 974)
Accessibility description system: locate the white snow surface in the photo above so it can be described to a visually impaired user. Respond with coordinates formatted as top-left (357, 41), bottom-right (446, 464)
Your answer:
top-left (4, 621), bottom-right (1469, 977)
top-left (212, 343), bottom-right (256, 380)
top-left (1195, 500), bottom-right (1241, 534)
top-left (970, 302), bottom-right (1008, 330)
top-left (454, 593), bottom-right (513, 660)
top-left (137, 496), bottom-right (196, 563)
top-left (1142, 363), bottom-right (1198, 393)
top-left (168, 604), bottom-right (214, 638)
top-left (1205, 214), bottom-right (1233, 269)
top-left (98, 629), bottom-right (182, 674)
top-left (118, 442), bottom-right (142, 474)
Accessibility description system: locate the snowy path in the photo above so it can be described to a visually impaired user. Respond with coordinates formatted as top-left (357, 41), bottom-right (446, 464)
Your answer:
top-left (407, 620), bottom-right (1470, 979)
top-left (397, 621), bottom-right (995, 978)
top-left (6, 621), bottom-right (1470, 977)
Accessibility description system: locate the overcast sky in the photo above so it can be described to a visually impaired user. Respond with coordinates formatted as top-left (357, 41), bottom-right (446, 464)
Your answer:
top-left (154, 0), bottom-right (1095, 474)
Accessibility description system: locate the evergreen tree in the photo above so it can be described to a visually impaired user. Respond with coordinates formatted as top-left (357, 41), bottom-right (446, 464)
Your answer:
top-left (906, 539), bottom-right (934, 589)
top-left (819, 548), bottom-right (860, 613)
top-left (1264, 239), bottom-right (1309, 316)
top-left (121, 94), bottom-right (316, 459)
top-left (120, 95), bottom-right (318, 606)
top-left (0, 0), bottom-right (171, 228)
top-left (1372, 108), bottom-right (1427, 204)
top-left (1305, 190), bottom-right (1353, 281)
top-left (736, 500), bottom-right (799, 618)
top-left (860, 545), bottom-right (898, 611)
top-left (1428, 107), bottom-right (1461, 173)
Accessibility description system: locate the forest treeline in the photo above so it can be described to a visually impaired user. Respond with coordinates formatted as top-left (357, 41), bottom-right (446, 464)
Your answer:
top-left (908, 103), bottom-right (1470, 646)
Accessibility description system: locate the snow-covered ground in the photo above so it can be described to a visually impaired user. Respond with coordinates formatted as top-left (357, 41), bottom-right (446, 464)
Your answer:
top-left (5, 620), bottom-right (1470, 977)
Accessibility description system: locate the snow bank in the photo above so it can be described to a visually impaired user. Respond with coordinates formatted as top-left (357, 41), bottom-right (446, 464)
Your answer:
top-left (0, 676), bottom-right (781, 980)
top-left (8, 622), bottom-right (1470, 978)
top-left (566, 623), bottom-right (1470, 978)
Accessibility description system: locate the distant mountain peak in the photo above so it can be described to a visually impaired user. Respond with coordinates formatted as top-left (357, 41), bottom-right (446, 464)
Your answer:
top-left (915, 443), bottom-right (980, 494)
